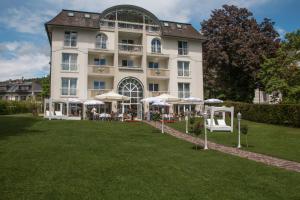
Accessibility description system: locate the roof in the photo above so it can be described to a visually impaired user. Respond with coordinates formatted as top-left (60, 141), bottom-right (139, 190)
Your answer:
top-left (0, 81), bottom-right (42, 94)
top-left (45, 8), bottom-right (205, 41)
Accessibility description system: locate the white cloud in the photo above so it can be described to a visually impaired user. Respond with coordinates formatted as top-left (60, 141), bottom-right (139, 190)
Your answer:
top-left (0, 42), bottom-right (49, 81)
top-left (0, 0), bottom-right (273, 81)
top-left (45, 0), bottom-right (272, 23)
top-left (276, 26), bottom-right (287, 39)
top-left (0, 7), bottom-right (55, 34)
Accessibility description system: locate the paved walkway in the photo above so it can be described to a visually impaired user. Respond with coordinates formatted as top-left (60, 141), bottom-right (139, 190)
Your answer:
top-left (144, 121), bottom-right (300, 173)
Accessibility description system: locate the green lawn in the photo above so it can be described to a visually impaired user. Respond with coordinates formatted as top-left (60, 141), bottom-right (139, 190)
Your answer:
top-left (168, 118), bottom-right (300, 162)
top-left (1, 115), bottom-right (300, 200)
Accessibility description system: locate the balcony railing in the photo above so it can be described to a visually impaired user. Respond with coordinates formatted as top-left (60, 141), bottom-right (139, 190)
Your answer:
top-left (146, 25), bottom-right (160, 33)
top-left (88, 89), bottom-right (111, 98)
top-left (61, 63), bottom-right (78, 71)
top-left (178, 70), bottom-right (191, 77)
top-left (118, 65), bottom-right (142, 70)
top-left (178, 91), bottom-right (190, 98)
top-left (118, 21), bottom-right (143, 31)
top-left (95, 42), bottom-right (108, 49)
top-left (88, 65), bottom-right (115, 75)
top-left (148, 91), bottom-right (169, 97)
top-left (178, 48), bottom-right (188, 55)
top-left (99, 19), bottom-right (160, 33)
top-left (118, 43), bottom-right (142, 53)
top-left (147, 68), bottom-right (170, 78)
top-left (60, 88), bottom-right (77, 96)
top-left (99, 20), bottom-right (115, 29)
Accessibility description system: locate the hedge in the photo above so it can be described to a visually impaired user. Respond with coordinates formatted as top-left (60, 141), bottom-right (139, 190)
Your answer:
top-left (223, 101), bottom-right (300, 127)
top-left (0, 100), bottom-right (41, 115)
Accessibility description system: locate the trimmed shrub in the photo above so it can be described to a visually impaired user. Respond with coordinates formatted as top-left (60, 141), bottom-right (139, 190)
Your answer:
top-left (0, 100), bottom-right (41, 115)
top-left (223, 101), bottom-right (300, 127)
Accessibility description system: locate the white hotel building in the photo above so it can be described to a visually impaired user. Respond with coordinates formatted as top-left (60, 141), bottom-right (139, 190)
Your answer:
top-left (45, 5), bottom-right (205, 119)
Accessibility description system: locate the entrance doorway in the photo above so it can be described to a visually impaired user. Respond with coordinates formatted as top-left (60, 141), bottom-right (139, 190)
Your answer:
top-left (117, 77), bottom-right (144, 120)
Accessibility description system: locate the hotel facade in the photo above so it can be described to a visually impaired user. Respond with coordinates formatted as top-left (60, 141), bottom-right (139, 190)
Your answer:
top-left (45, 5), bottom-right (205, 118)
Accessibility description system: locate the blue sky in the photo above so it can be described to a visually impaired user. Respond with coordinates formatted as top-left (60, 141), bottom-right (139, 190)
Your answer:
top-left (0, 0), bottom-right (299, 81)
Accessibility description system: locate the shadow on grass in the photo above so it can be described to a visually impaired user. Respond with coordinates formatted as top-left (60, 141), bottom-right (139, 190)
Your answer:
top-left (0, 115), bottom-right (42, 140)
top-left (192, 145), bottom-right (204, 150)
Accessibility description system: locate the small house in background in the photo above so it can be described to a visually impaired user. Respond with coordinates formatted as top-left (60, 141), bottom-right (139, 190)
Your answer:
top-left (253, 89), bottom-right (282, 104)
top-left (0, 79), bottom-right (42, 101)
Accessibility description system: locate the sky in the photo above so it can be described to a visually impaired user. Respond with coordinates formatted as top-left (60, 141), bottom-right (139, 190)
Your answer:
top-left (0, 0), bottom-right (299, 81)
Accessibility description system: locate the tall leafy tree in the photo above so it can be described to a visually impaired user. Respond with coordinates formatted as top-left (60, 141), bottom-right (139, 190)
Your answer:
top-left (201, 5), bottom-right (279, 102)
top-left (41, 75), bottom-right (50, 99)
top-left (259, 30), bottom-right (300, 103)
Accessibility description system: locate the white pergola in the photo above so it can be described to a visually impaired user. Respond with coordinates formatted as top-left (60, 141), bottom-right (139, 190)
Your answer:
top-left (44, 98), bottom-right (83, 120)
top-left (205, 106), bottom-right (234, 132)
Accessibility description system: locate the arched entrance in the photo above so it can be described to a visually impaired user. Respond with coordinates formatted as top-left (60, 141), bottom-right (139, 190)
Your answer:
top-left (118, 77), bottom-right (144, 120)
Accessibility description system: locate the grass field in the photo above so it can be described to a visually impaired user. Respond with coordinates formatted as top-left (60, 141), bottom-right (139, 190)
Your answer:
top-left (168, 118), bottom-right (300, 163)
top-left (1, 115), bottom-right (300, 199)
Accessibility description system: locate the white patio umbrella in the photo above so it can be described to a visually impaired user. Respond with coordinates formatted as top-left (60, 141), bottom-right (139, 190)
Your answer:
top-left (83, 100), bottom-right (104, 105)
top-left (204, 98), bottom-right (224, 103)
top-left (95, 91), bottom-right (130, 101)
top-left (155, 93), bottom-right (180, 103)
top-left (141, 96), bottom-right (161, 103)
top-left (67, 98), bottom-right (82, 103)
top-left (95, 91), bottom-right (130, 122)
top-left (152, 101), bottom-right (171, 106)
top-left (183, 97), bottom-right (203, 103)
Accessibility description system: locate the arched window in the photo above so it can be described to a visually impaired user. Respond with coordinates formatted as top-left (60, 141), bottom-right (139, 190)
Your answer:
top-left (151, 38), bottom-right (161, 53)
top-left (95, 33), bottom-right (107, 49)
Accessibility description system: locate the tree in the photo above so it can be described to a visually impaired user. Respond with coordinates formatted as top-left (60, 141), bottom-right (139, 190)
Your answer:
top-left (41, 75), bottom-right (50, 99)
top-left (201, 5), bottom-right (279, 102)
top-left (259, 30), bottom-right (300, 103)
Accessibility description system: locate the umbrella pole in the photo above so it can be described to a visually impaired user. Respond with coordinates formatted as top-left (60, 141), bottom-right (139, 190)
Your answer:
top-left (122, 101), bottom-right (124, 122)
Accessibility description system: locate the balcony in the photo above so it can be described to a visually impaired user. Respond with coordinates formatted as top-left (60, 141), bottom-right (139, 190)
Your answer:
top-left (147, 68), bottom-right (170, 79)
top-left (118, 65), bottom-right (143, 71)
top-left (148, 91), bottom-right (169, 97)
top-left (99, 19), bottom-right (160, 34)
top-left (118, 43), bottom-right (143, 54)
top-left (88, 65), bottom-right (115, 76)
top-left (88, 89), bottom-right (111, 98)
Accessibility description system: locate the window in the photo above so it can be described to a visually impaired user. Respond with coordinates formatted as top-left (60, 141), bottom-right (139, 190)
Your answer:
top-left (84, 14), bottom-right (90, 18)
top-left (95, 33), bottom-right (107, 49)
top-left (178, 83), bottom-right (190, 98)
top-left (64, 31), bottom-right (77, 47)
top-left (178, 41), bottom-right (188, 55)
top-left (149, 83), bottom-right (159, 92)
top-left (94, 58), bottom-right (106, 66)
top-left (62, 53), bottom-right (78, 71)
top-left (151, 38), bottom-right (161, 53)
top-left (61, 78), bottom-right (77, 96)
top-left (163, 22), bottom-right (169, 27)
top-left (68, 12), bottom-right (74, 17)
top-left (177, 24), bottom-right (182, 29)
top-left (122, 60), bottom-right (134, 67)
top-left (177, 61), bottom-right (190, 76)
top-left (94, 81), bottom-right (105, 90)
top-left (148, 62), bottom-right (159, 69)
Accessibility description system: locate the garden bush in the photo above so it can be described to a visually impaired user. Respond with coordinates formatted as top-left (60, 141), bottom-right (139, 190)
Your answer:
top-left (223, 101), bottom-right (300, 127)
top-left (0, 100), bottom-right (41, 115)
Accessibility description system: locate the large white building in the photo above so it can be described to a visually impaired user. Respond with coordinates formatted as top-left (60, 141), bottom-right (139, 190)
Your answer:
top-left (45, 5), bottom-right (205, 119)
